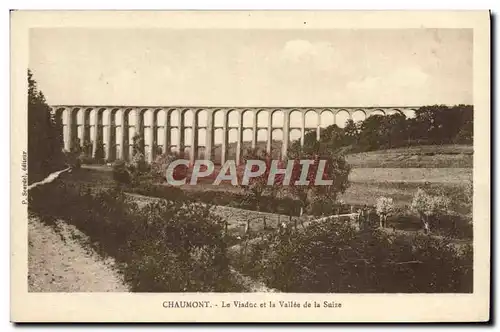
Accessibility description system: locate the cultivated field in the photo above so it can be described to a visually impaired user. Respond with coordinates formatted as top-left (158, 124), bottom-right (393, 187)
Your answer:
top-left (345, 144), bottom-right (473, 168)
top-left (349, 167), bottom-right (472, 184)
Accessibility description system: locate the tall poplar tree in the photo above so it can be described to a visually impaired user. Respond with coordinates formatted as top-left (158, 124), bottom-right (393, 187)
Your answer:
top-left (28, 69), bottom-right (64, 182)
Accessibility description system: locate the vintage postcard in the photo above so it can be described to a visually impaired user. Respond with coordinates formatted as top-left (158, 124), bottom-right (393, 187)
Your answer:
top-left (11, 10), bottom-right (490, 322)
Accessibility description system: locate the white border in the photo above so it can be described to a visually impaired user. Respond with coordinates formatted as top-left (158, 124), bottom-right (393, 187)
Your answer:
top-left (4, 2), bottom-right (496, 329)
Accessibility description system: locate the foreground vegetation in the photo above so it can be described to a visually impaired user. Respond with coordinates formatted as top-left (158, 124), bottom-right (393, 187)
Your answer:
top-left (28, 175), bottom-right (473, 293)
top-left (233, 219), bottom-right (473, 293)
top-left (29, 180), bottom-right (244, 292)
top-left (28, 70), bottom-right (66, 183)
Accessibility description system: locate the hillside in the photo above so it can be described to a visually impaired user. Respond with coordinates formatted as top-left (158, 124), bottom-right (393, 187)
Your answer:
top-left (207, 142), bottom-right (473, 168)
top-left (345, 144), bottom-right (473, 168)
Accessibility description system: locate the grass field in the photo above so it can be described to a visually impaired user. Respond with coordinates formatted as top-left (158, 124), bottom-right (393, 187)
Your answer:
top-left (349, 167), bottom-right (472, 184)
top-left (345, 144), bottom-right (473, 168)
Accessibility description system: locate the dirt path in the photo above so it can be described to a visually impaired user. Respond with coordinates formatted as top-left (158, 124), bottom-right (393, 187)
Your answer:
top-left (28, 167), bottom-right (71, 190)
top-left (28, 216), bottom-right (129, 292)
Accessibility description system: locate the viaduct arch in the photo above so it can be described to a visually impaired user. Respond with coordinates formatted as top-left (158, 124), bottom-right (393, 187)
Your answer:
top-left (51, 105), bottom-right (419, 165)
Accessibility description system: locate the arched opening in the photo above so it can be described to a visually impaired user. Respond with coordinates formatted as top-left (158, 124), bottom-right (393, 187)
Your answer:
top-left (89, 110), bottom-right (97, 156)
top-left (125, 109), bottom-right (137, 161)
top-left (304, 110), bottom-right (318, 136)
top-left (320, 109), bottom-right (335, 128)
top-left (197, 128), bottom-right (206, 158)
top-left (183, 127), bottom-right (193, 159)
top-left (352, 109), bottom-right (366, 123)
top-left (227, 128), bottom-right (238, 161)
top-left (167, 109), bottom-right (180, 151)
top-left (170, 128), bottom-right (179, 153)
top-left (81, 109), bottom-right (92, 156)
top-left (213, 128), bottom-right (224, 165)
top-left (271, 110), bottom-right (284, 127)
top-left (336, 110), bottom-right (350, 128)
top-left (271, 129), bottom-right (283, 159)
top-left (143, 110), bottom-right (155, 161)
top-left (386, 109), bottom-right (400, 116)
top-left (55, 108), bottom-right (69, 151)
top-left (289, 110), bottom-right (302, 129)
top-left (405, 109), bottom-right (417, 119)
top-left (197, 109), bottom-right (208, 127)
top-left (170, 109), bottom-right (180, 127)
top-left (289, 128), bottom-right (301, 144)
top-left (242, 110), bottom-right (254, 128)
top-left (73, 108), bottom-right (84, 149)
top-left (304, 110), bottom-right (318, 129)
top-left (257, 110), bottom-right (269, 128)
top-left (257, 128), bottom-right (267, 152)
top-left (154, 109), bottom-right (165, 155)
top-left (370, 109), bottom-right (385, 117)
top-left (227, 110), bottom-right (239, 128)
top-left (106, 108), bottom-right (118, 161)
top-left (183, 110), bottom-right (194, 127)
top-left (213, 110), bottom-right (224, 128)
top-left (242, 128), bottom-right (253, 155)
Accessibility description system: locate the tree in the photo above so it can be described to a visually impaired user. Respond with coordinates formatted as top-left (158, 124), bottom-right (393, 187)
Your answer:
top-left (239, 148), bottom-right (283, 229)
top-left (375, 196), bottom-right (394, 228)
top-left (357, 115), bottom-right (386, 151)
top-left (130, 133), bottom-right (147, 172)
top-left (411, 189), bottom-right (451, 233)
top-left (344, 119), bottom-right (359, 146)
top-left (150, 151), bottom-right (187, 183)
top-left (28, 69), bottom-right (64, 182)
top-left (94, 142), bottom-right (105, 164)
top-left (287, 144), bottom-right (351, 219)
top-left (386, 113), bottom-right (408, 149)
top-left (319, 124), bottom-right (346, 152)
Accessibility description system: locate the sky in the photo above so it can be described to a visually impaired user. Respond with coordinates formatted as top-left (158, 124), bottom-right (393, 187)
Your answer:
top-left (29, 28), bottom-right (473, 108)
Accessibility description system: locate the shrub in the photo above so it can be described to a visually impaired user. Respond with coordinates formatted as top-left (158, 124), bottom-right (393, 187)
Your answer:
top-left (29, 181), bottom-right (239, 292)
top-left (150, 151), bottom-right (187, 182)
top-left (411, 189), bottom-right (451, 233)
top-left (78, 153), bottom-right (95, 165)
top-left (307, 197), bottom-right (339, 216)
top-left (28, 69), bottom-right (65, 182)
top-left (375, 196), bottom-right (394, 228)
top-left (128, 182), bottom-right (303, 216)
top-left (238, 219), bottom-right (472, 293)
top-left (112, 160), bottom-right (131, 185)
top-left (93, 142), bottom-right (105, 164)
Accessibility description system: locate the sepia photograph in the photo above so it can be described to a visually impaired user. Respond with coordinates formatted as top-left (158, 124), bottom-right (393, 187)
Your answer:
top-left (11, 10), bottom-right (490, 322)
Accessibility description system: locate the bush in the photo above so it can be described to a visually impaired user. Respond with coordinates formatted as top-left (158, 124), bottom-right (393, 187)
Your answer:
top-left (411, 189), bottom-right (451, 233)
top-left (375, 196), bottom-right (394, 227)
top-left (128, 182), bottom-right (303, 216)
top-left (28, 69), bottom-right (65, 182)
top-left (93, 142), bottom-right (105, 164)
top-left (78, 154), bottom-right (95, 165)
top-left (307, 197), bottom-right (339, 216)
top-left (386, 207), bottom-right (472, 239)
top-left (112, 160), bottom-right (131, 185)
top-left (235, 219), bottom-right (472, 293)
top-left (28, 181), bottom-right (240, 292)
top-left (150, 152), bottom-right (188, 182)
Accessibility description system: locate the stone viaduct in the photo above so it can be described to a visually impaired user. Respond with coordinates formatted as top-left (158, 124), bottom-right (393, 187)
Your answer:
top-left (50, 105), bottom-right (419, 165)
